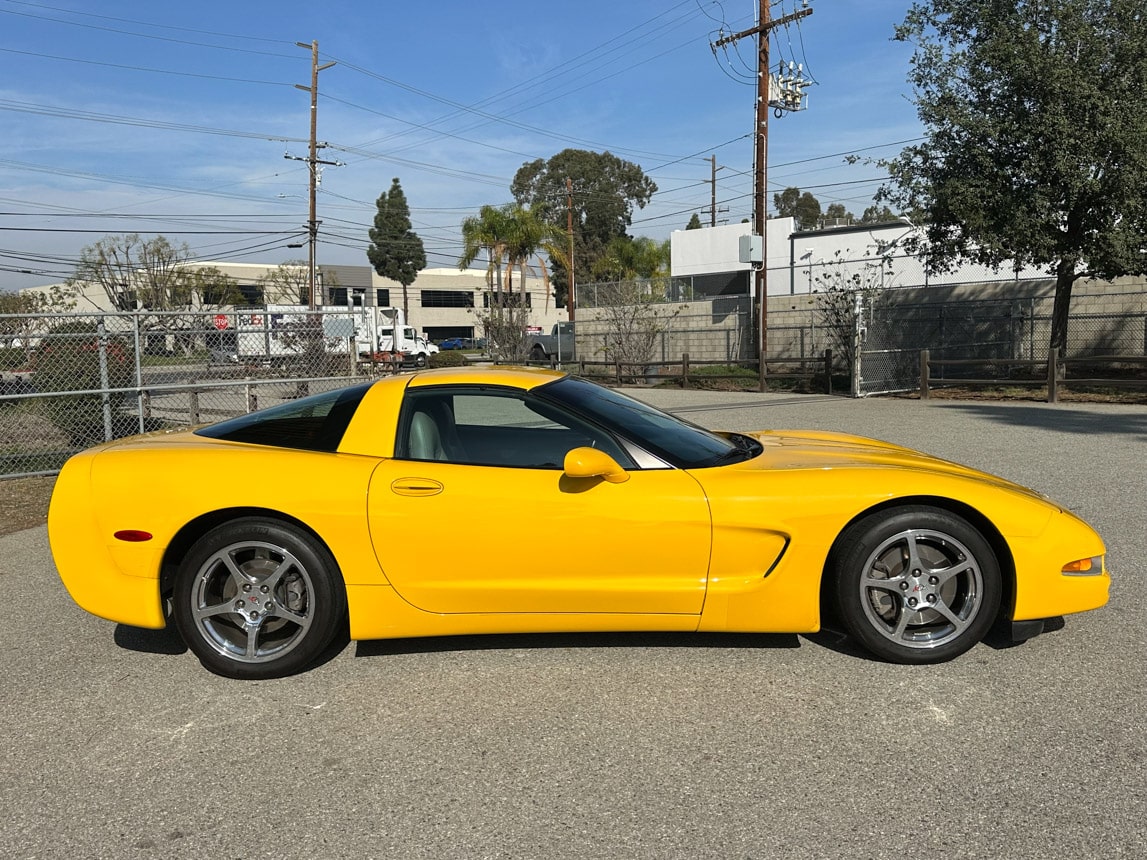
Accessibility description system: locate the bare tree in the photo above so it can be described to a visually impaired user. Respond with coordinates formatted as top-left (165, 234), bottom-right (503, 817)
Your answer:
top-left (257, 262), bottom-right (310, 306)
top-left (813, 250), bottom-right (889, 379)
top-left (593, 280), bottom-right (682, 375)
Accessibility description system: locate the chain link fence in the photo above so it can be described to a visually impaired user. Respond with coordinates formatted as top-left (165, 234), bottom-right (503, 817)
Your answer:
top-left (0, 309), bottom-right (383, 478)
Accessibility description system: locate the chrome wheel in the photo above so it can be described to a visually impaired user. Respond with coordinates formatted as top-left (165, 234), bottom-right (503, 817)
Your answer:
top-left (173, 519), bottom-right (346, 679)
top-left (190, 540), bottom-right (315, 664)
top-left (832, 506), bottom-right (1001, 664)
top-left (858, 528), bottom-right (984, 650)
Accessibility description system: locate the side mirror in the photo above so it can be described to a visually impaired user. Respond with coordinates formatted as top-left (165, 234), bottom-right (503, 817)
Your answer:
top-left (563, 447), bottom-right (630, 484)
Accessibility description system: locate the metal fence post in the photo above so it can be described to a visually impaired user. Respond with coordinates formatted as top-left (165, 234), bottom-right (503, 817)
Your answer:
top-left (189, 388), bottom-right (200, 424)
top-left (851, 292), bottom-right (863, 398)
top-left (132, 311), bottom-right (145, 434)
top-left (824, 348), bottom-right (833, 395)
top-left (245, 378), bottom-right (257, 413)
top-left (920, 349), bottom-right (931, 399)
top-left (97, 318), bottom-right (113, 441)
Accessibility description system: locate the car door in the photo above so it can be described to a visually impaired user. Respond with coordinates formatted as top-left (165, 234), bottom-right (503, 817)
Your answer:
top-left (366, 385), bottom-right (712, 616)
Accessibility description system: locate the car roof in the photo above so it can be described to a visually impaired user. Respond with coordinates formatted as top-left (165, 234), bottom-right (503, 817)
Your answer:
top-left (404, 365), bottom-right (567, 390)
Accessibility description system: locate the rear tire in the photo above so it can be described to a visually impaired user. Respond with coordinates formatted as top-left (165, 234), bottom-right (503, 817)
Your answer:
top-left (831, 506), bottom-right (1000, 664)
top-left (530, 345), bottom-right (547, 362)
top-left (172, 518), bottom-right (347, 679)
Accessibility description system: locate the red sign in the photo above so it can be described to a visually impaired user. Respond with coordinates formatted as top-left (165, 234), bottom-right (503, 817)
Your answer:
top-left (213, 314), bottom-right (229, 331)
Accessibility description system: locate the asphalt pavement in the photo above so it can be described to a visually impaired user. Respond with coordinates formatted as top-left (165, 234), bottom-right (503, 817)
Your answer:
top-left (1, 391), bottom-right (1143, 859)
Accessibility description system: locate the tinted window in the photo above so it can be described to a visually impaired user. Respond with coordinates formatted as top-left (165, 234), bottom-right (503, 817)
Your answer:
top-left (398, 386), bottom-right (634, 469)
top-left (195, 382), bottom-right (371, 452)
top-left (538, 376), bottom-right (745, 468)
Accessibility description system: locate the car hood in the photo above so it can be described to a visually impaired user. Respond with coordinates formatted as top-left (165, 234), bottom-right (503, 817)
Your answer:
top-left (740, 428), bottom-right (1052, 502)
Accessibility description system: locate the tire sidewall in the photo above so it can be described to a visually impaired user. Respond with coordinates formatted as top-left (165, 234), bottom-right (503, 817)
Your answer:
top-left (172, 518), bottom-right (347, 680)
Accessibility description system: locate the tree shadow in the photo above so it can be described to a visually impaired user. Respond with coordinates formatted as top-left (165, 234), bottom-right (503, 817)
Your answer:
top-left (931, 401), bottom-right (1147, 439)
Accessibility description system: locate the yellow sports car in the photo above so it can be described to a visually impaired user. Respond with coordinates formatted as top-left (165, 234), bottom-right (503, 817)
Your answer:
top-left (49, 367), bottom-right (1110, 679)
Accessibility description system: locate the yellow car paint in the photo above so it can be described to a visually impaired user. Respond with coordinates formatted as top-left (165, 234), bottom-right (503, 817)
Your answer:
top-left (48, 366), bottom-right (1109, 655)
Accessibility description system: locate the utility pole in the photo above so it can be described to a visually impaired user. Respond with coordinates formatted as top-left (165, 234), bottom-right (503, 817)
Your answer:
top-left (701, 155), bottom-right (728, 227)
top-left (287, 40), bottom-right (338, 309)
top-left (713, 2), bottom-right (812, 391)
top-left (566, 176), bottom-right (576, 322)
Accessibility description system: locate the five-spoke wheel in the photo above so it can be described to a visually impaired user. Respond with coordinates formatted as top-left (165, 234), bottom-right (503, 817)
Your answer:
top-left (172, 519), bottom-right (346, 679)
top-left (832, 506), bottom-right (1001, 663)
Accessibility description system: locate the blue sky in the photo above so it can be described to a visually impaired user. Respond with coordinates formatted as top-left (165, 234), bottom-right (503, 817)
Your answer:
top-left (0, 0), bottom-right (923, 291)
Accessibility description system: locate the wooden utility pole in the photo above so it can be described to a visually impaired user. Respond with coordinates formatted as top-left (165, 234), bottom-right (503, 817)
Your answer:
top-left (566, 176), bottom-right (576, 322)
top-left (291, 40), bottom-right (337, 309)
top-left (702, 155), bottom-right (727, 227)
top-left (713, 2), bottom-right (812, 391)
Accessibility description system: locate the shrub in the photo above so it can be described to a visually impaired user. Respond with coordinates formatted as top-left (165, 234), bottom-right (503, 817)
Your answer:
top-left (33, 322), bottom-right (136, 446)
top-left (428, 350), bottom-right (469, 368)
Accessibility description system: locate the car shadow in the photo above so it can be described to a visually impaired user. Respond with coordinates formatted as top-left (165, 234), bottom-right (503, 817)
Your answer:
top-left (806, 616), bottom-right (1068, 662)
top-left (355, 629), bottom-right (801, 659)
top-left (113, 624), bottom-right (188, 656)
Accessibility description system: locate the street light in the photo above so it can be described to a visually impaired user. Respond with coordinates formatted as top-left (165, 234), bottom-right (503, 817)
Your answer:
top-left (801, 247), bottom-right (814, 293)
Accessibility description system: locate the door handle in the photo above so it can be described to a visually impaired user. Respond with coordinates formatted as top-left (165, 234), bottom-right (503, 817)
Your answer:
top-left (390, 477), bottom-right (444, 497)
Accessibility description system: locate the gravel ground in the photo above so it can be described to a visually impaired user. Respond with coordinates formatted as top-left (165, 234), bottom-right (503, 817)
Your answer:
top-left (0, 475), bottom-right (55, 535)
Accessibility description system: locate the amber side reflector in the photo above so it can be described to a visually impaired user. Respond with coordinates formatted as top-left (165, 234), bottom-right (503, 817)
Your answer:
top-left (114, 530), bottom-right (153, 542)
top-left (1062, 557), bottom-right (1096, 574)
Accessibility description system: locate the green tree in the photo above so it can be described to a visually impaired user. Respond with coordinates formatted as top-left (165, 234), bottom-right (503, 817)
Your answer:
top-left (591, 236), bottom-right (670, 282)
top-left (459, 204), bottom-right (514, 294)
top-left (860, 204), bottom-right (899, 224)
top-left (511, 149), bottom-right (657, 308)
top-left (502, 203), bottom-right (569, 312)
top-left (881, 0), bottom-right (1147, 353)
top-left (367, 177), bottom-right (427, 319)
top-left (685, 213), bottom-right (703, 230)
top-left (459, 203), bottom-right (568, 360)
top-left (773, 187), bottom-right (822, 230)
top-left (825, 203), bottom-right (854, 224)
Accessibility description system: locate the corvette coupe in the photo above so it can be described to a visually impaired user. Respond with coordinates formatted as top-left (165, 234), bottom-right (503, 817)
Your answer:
top-left (49, 367), bottom-right (1109, 679)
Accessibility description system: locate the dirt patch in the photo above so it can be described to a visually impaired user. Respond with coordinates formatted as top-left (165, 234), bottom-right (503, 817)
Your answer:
top-left (0, 475), bottom-right (56, 536)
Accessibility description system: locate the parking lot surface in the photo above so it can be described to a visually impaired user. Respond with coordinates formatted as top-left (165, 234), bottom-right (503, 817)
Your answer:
top-left (1, 391), bottom-right (1143, 859)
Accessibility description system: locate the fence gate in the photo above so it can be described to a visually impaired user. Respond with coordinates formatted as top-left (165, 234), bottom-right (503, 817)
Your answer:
top-left (855, 291), bottom-right (926, 397)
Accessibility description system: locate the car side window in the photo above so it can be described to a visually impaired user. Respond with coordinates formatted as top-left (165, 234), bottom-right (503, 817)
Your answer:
top-left (399, 387), bottom-right (633, 469)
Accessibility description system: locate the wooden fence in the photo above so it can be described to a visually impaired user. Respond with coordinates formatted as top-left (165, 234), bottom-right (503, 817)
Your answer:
top-left (920, 349), bottom-right (1147, 402)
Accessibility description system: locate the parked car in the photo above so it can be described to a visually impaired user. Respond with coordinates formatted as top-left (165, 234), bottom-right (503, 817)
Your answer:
top-left (438, 337), bottom-right (465, 350)
top-left (49, 367), bottom-right (1109, 680)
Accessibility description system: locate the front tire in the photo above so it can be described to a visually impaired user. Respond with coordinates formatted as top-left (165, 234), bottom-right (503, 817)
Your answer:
top-left (831, 506), bottom-right (1001, 664)
top-left (172, 518), bottom-right (347, 679)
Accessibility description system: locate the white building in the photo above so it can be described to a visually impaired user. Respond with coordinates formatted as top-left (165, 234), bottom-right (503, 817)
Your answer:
top-left (28, 263), bottom-right (567, 344)
top-left (671, 219), bottom-right (1050, 297)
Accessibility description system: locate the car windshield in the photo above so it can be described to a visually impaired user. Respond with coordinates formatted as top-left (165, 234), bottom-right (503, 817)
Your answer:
top-left (538, 375), bottom-right (748, 468)
top-left (195, 382), bottom-right (371, 452)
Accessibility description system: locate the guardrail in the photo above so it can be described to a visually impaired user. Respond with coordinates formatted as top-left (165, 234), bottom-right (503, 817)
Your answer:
top-left (920, 348), bottom-right (1147, 402)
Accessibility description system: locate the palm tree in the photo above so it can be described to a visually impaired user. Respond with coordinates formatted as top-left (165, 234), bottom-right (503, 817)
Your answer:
top-left (503, 204), bottom-right (568, 310)
top-left (459, 205), bottom-right (514, 296)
